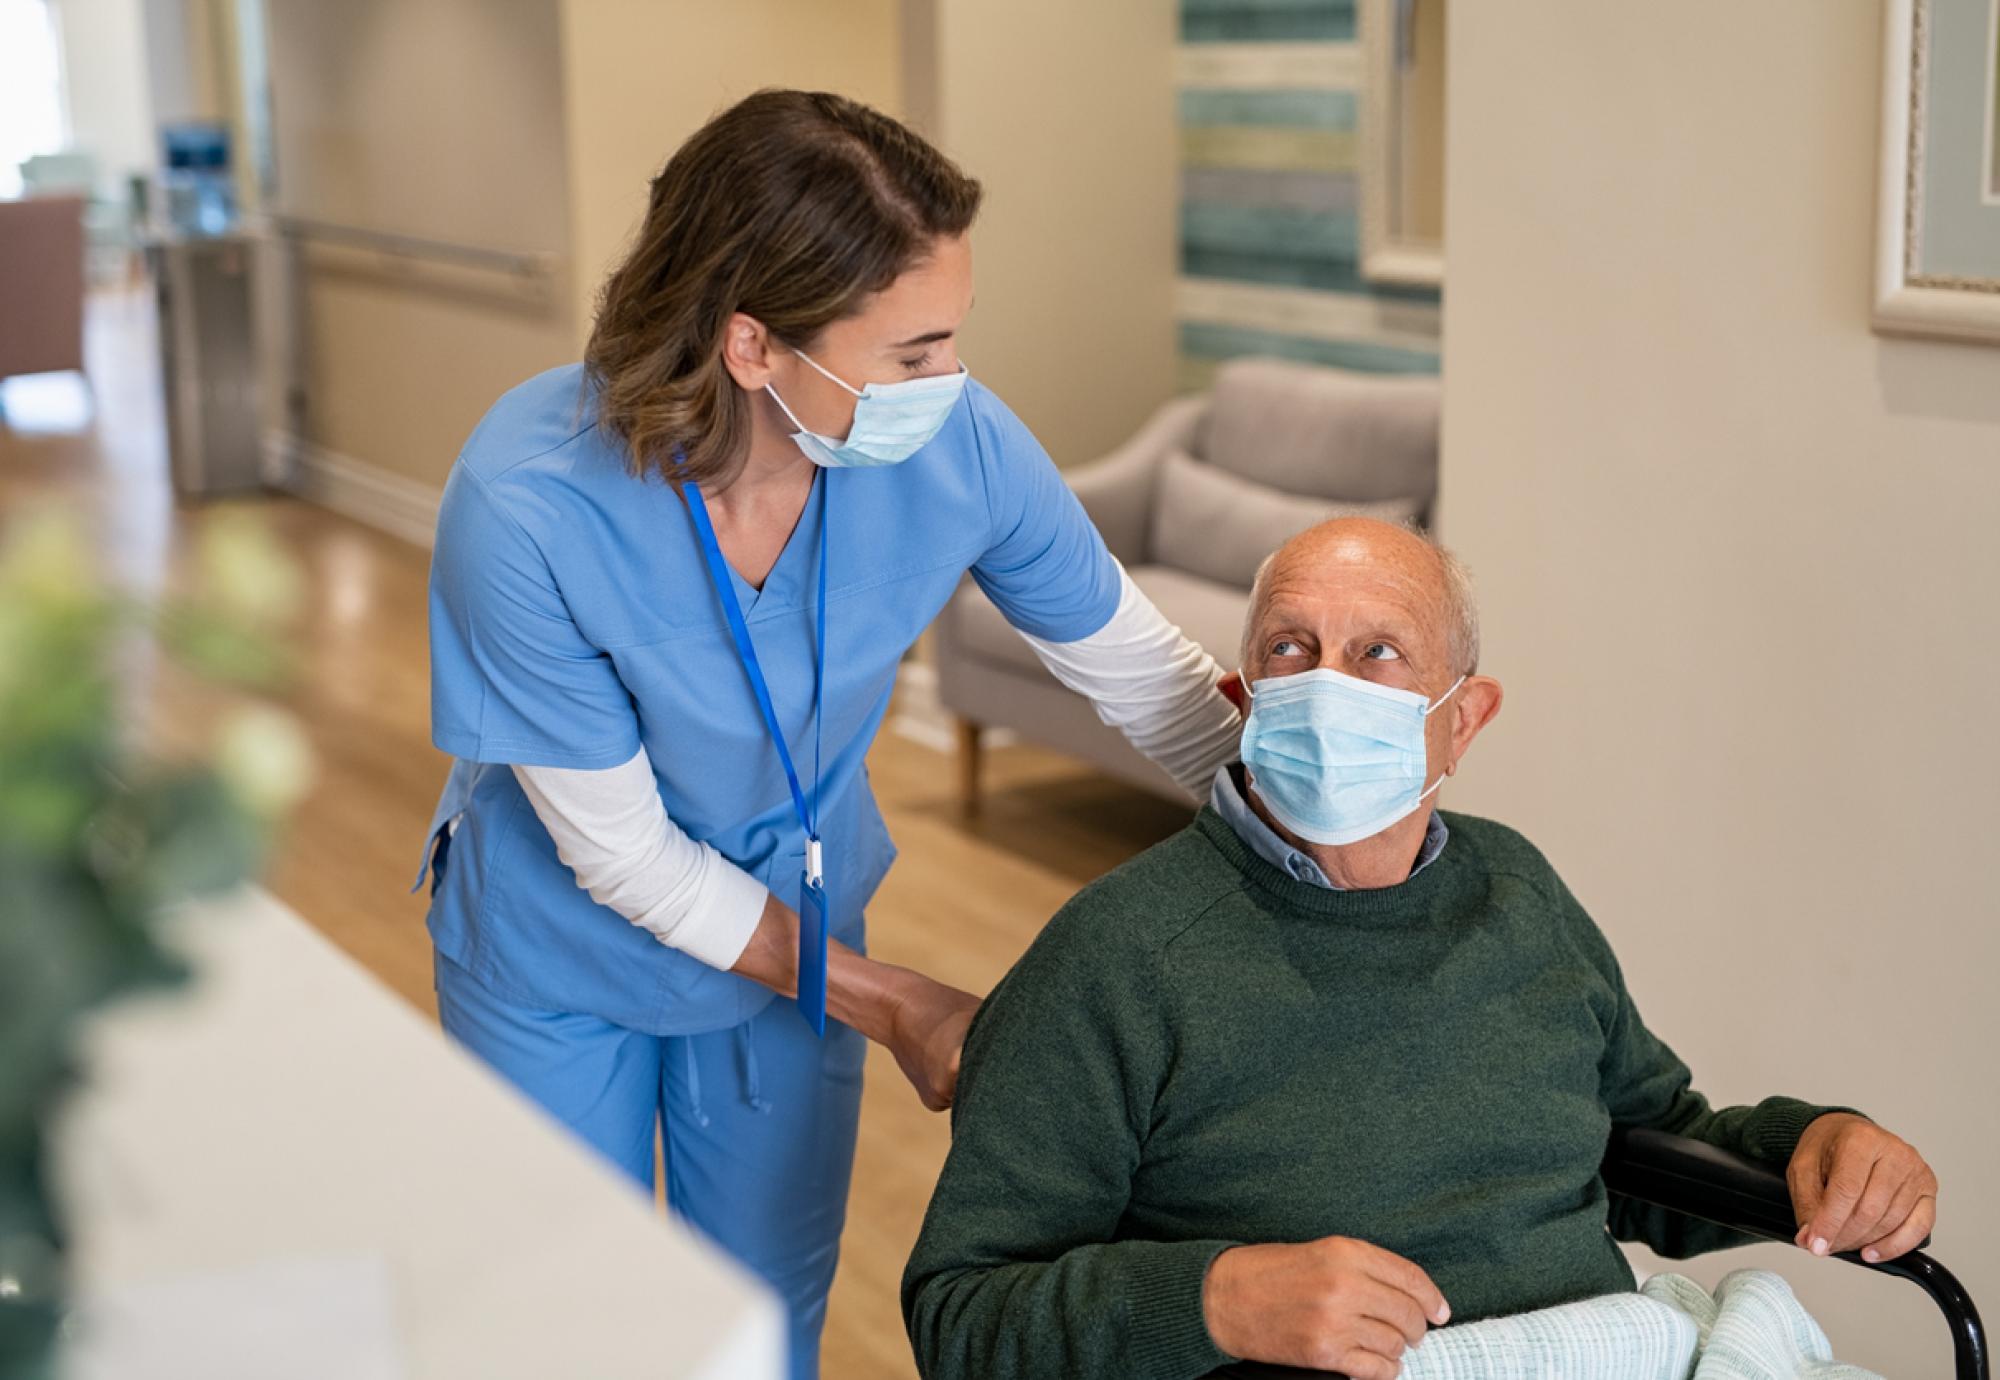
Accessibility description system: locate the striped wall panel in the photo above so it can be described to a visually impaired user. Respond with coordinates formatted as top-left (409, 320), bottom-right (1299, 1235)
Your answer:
top-left (1176, 0), bottom-right (1440, 387)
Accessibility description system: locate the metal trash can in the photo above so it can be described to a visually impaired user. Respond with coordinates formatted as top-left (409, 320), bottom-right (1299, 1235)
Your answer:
top-left (144, 231), bottom-right (262, 497)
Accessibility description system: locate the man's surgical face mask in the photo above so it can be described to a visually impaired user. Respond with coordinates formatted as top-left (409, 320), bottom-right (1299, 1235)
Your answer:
top-left (765, 348), bottom-right (968, 469)
top-left (1239, 665), bottom-right (1465, 846)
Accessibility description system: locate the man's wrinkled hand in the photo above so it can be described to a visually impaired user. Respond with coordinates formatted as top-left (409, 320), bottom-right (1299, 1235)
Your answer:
top-left (1787, 1113), bottom-right (1937, 1263)
top-left (1201, 1236), bottom-right (1450, 1380)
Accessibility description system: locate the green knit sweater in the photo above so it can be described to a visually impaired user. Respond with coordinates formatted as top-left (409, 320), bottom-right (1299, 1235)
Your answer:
top-left (901, 808), bottom-right (1845, 1380)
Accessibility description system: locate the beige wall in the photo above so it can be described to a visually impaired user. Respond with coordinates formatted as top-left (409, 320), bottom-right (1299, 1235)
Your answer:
top-left (1440, 6), bottom-right (1999, 1375)
top-left (560, 1), bottom-right (1175, 470)
top-left (263, 0), bottom-right (906, 493)
top-left (254, 0), bottom-right (1168, 494)
top-left (51, 0), bottom-right (155, 189)
top-left (140, 0), bottom-right (228, 125)
top-left (920, 0), bottom-right (1178, 465)
top-left (262, 0), bottom-right (577, 488)
top-left (558, 0), bottom-right (904, 353)
top-left (95, 0), bottom-right (245, 195)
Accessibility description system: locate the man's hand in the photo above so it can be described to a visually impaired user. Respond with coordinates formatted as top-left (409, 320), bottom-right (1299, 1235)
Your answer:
top-left (882, 971), bottom-right (979, 1112)
top-left (1201, 1237), bottom-right (1450, 1380)
top-left (1787, 1113), bottom-right (1938, 1263)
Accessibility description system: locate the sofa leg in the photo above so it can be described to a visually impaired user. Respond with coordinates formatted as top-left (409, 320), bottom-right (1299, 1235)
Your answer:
top-left (956, 717), bottom-right (983, 818)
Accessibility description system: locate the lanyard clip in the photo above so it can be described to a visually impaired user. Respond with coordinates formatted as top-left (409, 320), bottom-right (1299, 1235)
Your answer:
top-left (805, 837), bottom-right (824, 890)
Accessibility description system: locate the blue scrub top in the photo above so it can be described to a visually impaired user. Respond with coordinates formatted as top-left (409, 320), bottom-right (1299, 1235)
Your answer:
top-left (420, 364), bottom-right (1119, 1036)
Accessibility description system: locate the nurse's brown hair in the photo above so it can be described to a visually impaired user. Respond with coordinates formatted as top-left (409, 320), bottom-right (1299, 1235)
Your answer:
top-left (585, 89), bottom-right (982, 489)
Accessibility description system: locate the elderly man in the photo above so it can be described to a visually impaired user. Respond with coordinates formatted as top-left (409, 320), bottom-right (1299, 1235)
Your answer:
top-left (901, 519), bottom-right (1937, 1380)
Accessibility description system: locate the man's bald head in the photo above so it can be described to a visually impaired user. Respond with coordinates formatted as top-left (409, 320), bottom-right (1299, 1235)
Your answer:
top-left (1232, 518), bottom-right (1503, 884)
top-left (1240, 519), bottom-right (1480, 685)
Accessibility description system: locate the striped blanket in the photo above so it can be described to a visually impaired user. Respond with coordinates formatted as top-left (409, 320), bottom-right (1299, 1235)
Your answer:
top-left (1394, 1270), bottom-right (1881, 1380)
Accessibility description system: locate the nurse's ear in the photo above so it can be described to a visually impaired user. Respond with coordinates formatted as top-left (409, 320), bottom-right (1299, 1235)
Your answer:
top-left (719, 312), bottom-right (781, 392)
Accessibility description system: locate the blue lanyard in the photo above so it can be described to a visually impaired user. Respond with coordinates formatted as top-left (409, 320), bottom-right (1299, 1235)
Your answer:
top-left (677, 464), bottom-right (828, 879)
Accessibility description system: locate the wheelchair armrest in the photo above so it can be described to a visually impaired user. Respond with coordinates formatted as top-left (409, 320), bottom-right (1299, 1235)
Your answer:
top-left (1601, 1125), bottom-right (1822, 1246)
top-left (1604, 1126), bottom-right (1987, 1380)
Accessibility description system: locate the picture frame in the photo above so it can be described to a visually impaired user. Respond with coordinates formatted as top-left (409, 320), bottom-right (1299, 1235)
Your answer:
top-left (1873, 0), bottom-right (2000, 343)
top-left (1359, 0), bottom-right (1446, 289)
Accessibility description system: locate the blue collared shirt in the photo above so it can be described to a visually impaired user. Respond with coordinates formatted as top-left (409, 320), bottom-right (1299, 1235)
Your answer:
top-left (1209, 763), bottom-right (1450, 889)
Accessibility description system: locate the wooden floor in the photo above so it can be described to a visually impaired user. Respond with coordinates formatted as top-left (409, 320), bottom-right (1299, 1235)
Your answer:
top-left (0, 291), bottom-right (1191, 1379)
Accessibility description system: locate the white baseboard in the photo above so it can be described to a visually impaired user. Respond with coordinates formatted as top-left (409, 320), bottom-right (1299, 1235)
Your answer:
top-left (264, 430), bottom-right (442, 549)
top-left (891, 660), bottom-right (1015, 754)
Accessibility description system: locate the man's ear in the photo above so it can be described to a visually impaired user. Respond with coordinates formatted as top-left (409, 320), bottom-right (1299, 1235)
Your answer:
top-left (1445, 675), bottom-right (1503, 774)
top-left (718, 312), bottom-right (779, 392)
top-left (1217, 669), bottom-right (1247, 715)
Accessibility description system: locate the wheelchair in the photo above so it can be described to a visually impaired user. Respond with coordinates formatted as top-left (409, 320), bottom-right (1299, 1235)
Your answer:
top-left (1218, 1126), bottom-right (1988, 1379)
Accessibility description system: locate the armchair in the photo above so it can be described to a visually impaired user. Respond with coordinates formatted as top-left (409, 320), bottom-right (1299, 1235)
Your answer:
top-left (0, 194), bottom-right (86, 387)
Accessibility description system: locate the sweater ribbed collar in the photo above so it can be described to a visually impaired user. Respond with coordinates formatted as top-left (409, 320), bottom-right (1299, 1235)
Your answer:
top-left (1193, 806), bottom-right (1473, 925)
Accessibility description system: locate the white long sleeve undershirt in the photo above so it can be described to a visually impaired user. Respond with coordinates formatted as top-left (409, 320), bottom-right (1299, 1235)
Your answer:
top-left (1017, 566), bottom-right (1242, 801)
top-left (514, 563), bottom-right (1242, 971)
top-left (512, 749), bottom-right (769, 972)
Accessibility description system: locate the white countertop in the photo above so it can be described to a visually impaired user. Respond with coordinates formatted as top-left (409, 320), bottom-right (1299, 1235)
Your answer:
top-left (51, 887), bottom-right (784, 1379)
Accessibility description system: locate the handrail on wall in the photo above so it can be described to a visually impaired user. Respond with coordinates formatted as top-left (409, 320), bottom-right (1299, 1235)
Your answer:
top-left (265, 213), bottom-right (557, 280)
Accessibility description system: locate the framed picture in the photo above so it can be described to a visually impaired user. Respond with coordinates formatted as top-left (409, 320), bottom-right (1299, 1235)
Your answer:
top-left (1874, 0), bottom-right (2000, 342)
top-left (1359, 0), bottom-right (1446, 289)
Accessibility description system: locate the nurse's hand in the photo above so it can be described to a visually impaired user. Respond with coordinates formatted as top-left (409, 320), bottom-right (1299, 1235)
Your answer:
top-left (882, 973), bottom-right (980, 1111)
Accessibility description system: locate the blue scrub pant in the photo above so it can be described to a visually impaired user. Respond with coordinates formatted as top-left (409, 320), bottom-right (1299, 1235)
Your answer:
top-left (433, 950), bottom-right (865, 1380)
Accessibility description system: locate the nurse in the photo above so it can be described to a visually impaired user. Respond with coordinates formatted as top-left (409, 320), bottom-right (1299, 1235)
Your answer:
top-left (418, 89), bottom-right (1240, 1378)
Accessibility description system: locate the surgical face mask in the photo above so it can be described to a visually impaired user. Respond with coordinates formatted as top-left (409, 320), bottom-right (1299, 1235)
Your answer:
top-left (764, 348), bottom-right (968, 468)
top-left (1240, 666), bottom-right (1466, 847)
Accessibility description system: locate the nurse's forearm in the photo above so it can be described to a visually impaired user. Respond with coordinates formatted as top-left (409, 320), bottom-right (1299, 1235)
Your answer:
top-left (514, 752), bottom-right (964, 1065)
top-left (732, 892), bottom-right (978, 1110)
top-left (732, 892), bottom-right (912, 1041)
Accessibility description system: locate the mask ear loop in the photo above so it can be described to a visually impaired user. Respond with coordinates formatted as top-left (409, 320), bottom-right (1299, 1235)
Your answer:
top-left (771, 349), bottom-right (864, 447)
top-left (764, 381), bottom-right (814, 435)
top-left (767, 340), bottom-right (866, 438)
top-left (791, 348), bottom-right (864, 398)
top-left (1422, 674), bottom-right (1468, 716)
top-left (1414, 673), bottom-right (1469, 800)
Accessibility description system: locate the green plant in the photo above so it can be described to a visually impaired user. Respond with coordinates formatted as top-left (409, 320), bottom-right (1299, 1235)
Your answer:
top-left (0, 508), bottom-right (309, 1380)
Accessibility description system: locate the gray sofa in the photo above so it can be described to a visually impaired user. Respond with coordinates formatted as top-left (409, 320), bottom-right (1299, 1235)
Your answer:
top-left (934, 356), bottom-right (1441, 809)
